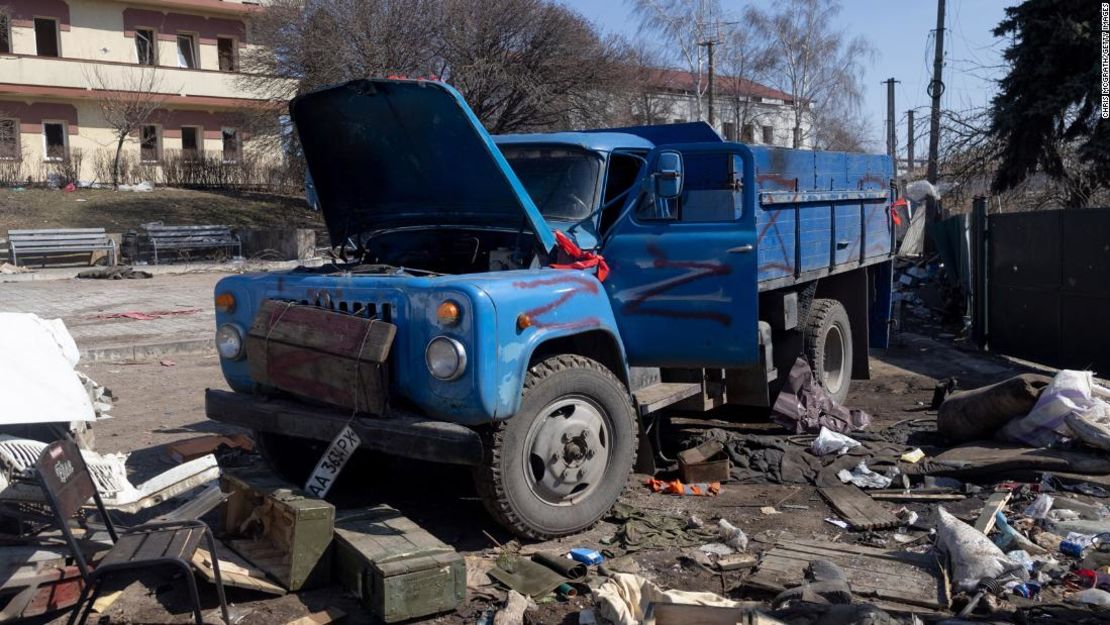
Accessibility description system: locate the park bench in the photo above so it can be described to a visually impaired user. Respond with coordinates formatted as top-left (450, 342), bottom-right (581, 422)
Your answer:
top-left (140, 224), bottom-right (242, 264)
top-left (7, 228), bottom-right (117, 267)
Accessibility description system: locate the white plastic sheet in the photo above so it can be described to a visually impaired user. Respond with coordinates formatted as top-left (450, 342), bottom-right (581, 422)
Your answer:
top-left (1002, 369), bottom-right (1110, 448)
top-left (810, 427), bottom-right (862, 456)
top-left (0, 313), bottom-right (95, 424)
top-left (935, 507), bottom-right (1026, 593)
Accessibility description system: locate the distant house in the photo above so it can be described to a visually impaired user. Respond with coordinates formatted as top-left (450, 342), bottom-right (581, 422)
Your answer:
top-left (639, 68), bottom-right (811, 149)
top-left (0, 0), bottom-right (289, 184)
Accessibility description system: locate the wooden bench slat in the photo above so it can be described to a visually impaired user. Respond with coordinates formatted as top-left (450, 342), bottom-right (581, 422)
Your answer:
top-left (8, 228), bottom-right (107, 235)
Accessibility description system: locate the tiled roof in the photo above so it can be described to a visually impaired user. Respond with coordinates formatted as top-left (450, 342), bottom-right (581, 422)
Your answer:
top-left (645, 67), bottom-right (796, 104)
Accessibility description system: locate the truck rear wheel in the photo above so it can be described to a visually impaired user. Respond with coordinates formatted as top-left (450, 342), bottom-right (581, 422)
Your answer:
top-left (803, 298), bottom-right (853, 404)
top-left (474, 354), bottom-right (637, 540)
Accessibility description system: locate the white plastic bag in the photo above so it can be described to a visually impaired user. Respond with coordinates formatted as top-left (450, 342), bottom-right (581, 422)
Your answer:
top-left (935, 507), bottom-right (1027, 593)
top-left (836, 461), bottom-right (892, 489)
top-left (810, 427), bottom-right (862, 456)
top-left (1024, 494), bottom-right (1054, 520)
top-left (1002, 370), bottom-right (1100, 447)
top-left (1066, 400), bottom-right (1110, 451)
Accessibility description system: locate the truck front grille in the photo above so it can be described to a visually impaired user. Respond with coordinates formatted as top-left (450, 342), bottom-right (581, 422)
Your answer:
top-left (296, 296), bottom-right (394, 323)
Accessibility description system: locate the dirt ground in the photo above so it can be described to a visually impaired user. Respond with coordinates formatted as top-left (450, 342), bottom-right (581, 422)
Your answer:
top-left (35, 331), bottom-right (1057, 625)
top-left (0, 187), bottom-right (323, 234)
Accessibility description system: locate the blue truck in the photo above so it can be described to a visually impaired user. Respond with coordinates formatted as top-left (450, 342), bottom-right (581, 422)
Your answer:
top-left (206, 78), bottom-right (895, 538)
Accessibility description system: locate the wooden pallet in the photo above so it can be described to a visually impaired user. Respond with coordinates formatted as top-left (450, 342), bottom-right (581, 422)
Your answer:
top-left (818, 483), bottom-right (900, 531)
top-left (748, 539), bottom-right (949, 612)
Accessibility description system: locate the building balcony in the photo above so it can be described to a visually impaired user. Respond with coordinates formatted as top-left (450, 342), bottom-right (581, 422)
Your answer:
top-left (0, 54), bottom-right (288, 107)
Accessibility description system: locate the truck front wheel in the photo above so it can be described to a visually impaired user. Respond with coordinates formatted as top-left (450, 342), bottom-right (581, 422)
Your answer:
top-left (474, 354), bottom-right (637, 540)
top-left (803, 298), bottom-right (853, 404)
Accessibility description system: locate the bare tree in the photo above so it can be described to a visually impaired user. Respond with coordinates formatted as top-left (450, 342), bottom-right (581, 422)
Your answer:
top-left (755, 0), bottom-right (873, 149)
top-left (628, 0), bottom-right (724, 123)
top-left (716, 9), bottom-right (774, 139)
top-left (85, 65), bottom-right (170, 187)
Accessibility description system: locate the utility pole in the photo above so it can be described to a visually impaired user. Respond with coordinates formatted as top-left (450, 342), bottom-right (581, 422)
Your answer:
top-left (883, 78), bottom-right (899, 161)
top-left (906, 109), bottom-right (915, 174)
top-left (700, 40), bottom-right (716, 127)
top-left (925, 0), bottom-right (946, 221)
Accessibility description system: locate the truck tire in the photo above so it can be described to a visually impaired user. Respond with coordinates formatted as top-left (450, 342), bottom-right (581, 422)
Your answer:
top-left (803, 298), bottom-right (853, 404)
top-left (474, 354), bottom-right (637, 540)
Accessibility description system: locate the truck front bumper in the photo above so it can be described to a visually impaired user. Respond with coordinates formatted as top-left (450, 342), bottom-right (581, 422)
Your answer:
top-left (205, 389), bottom-right (484, 466)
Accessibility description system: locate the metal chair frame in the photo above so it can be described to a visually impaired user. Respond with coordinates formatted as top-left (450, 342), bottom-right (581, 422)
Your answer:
top-left (35, 438), bottom-right (229, 625)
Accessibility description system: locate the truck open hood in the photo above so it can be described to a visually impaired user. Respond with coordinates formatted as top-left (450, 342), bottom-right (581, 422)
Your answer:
top-left (291, 79), bottom-right (556, 252)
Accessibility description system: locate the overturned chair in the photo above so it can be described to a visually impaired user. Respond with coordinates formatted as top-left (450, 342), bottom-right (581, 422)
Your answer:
top-left (36, 438), bottom-right (230, 625)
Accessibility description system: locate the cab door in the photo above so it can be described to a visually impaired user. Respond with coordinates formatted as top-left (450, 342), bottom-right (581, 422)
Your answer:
top-left (601, 143), bottom-right (758, 368)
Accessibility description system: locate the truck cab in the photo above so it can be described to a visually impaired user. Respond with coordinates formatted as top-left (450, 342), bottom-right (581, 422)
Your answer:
top-left (206, 78), bottom-right (895, 539)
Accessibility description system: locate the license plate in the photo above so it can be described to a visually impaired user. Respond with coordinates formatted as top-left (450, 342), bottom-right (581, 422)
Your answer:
top-left (304, 425), bottom-right (361, 498)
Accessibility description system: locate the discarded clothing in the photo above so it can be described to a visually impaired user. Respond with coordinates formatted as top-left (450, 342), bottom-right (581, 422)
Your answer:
top-left (76, 266), bottom-right (153, 280)
top-left (593, 572), bottom-right (745, 625)
top-left (772, 357), bottom-right (871, 434)
top-left (488, 557), bottom-right (567, 598)
top-left (645, 478), bottom-right (719, 496)
top-left (605, 503), bottom-right (719, 552)
top-left (1002, 369), bottom-right (1110, 447)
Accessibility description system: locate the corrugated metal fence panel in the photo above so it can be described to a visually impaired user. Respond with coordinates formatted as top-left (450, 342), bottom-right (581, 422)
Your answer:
top-left (988, 209), bottom-right (1110, 373)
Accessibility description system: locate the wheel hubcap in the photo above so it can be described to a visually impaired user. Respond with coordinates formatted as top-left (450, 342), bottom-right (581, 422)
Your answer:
top-left (823, 324), bottom-right (846, 395)
top-left (522, 397), bottom-right (612, 506)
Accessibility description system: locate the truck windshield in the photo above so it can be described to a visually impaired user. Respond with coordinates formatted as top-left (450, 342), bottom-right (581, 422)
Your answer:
top-left (501, 147), bottom-right (600, 221)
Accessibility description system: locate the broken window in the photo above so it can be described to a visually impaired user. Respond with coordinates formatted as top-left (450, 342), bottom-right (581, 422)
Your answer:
top-left (0, 13), bottom-right (11, 54)
top-left (135, 28), bottom-right (156, 65)
top-left (762, 125), bottom-right (774, 145)
top-left (217, 37), bottom-right (236, 72)
top-left (43, 122), bottom-right (66, 161)
top-left (180, 126), bottom-right (200, 157)
top-left (176, 33), bottom-right (197, 69)
top-left (0, 118), bottom-right (19, 160)
top-left (222, 128), bottom-right (239, 163)
top-left (140, 125), bottom-right (160, 162)
top-left (34, 18), bottom-right (60, 57)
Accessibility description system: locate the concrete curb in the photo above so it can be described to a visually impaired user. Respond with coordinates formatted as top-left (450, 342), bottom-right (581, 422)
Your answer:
top-left (2, 257), bottom-right (326, 283)
top-left (81, 337), bottom-right (215, 362)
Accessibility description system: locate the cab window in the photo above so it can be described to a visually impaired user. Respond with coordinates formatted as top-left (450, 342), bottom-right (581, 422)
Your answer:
top-left (635, 152), bottom-right (740, 222)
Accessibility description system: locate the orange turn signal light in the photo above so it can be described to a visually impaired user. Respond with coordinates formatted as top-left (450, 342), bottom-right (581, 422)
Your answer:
top-left (436, 300), bottom-right (461, 326)
top-left (214, 292), bottom-right (236, 313)
top-left (516, 313), bottom-right (533, 331)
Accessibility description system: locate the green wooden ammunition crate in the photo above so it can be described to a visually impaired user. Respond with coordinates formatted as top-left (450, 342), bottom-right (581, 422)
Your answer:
top-left (333, 506), bottom-right (466, 623)
top-left (221, 470), bottom-right (334, 591)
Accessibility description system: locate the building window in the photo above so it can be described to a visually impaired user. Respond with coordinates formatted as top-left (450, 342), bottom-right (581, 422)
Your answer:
top-left (221, 128), bottom-right (239, 163)
top-left (742, 124), bottom-right (754, 142)
top-left (0, 12), bottom-right (11, 54)
top-left (217, 37), bottom-right (237, 72)
top-left (180, 126), bottom-right (201, 157)
top-left (176, 34), bottom-right (197, 69)
top-left (135, 28), bottom-right (156, 65)
top-left (0, 118), bottom-right (19, 160)
top-left (140, 125), bottom-right (160, 162)
top-left (672, 118), bottom-right (684, 124)
top-left (34, 18), bottom-right (60, 58)
top-left (721, 122), bottom-right (736, 141)
top-left (42, 121), bottom-right (67, 161)
top-left (762, 125), bottom-right (774, 145)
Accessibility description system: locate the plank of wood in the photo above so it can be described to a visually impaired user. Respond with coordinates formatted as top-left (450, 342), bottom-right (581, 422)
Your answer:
top-left (634, 382), bottom-right (703, 416)
top-left (974, 491), bottom-right (1012, 535)
top-left (868, 491), bottom-right (966, 502)
top-left (192, 545), bottom-right (286, 596)
top-left (748, 539), bottom-right (948, 611)
top-left (818, 484), bottom-right (900, 531)
top-left (285, 608), bottom-right (346, 625)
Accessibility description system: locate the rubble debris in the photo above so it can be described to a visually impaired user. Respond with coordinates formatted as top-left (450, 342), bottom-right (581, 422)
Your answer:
top-left (75, 266), bottom-right (152, 280)
top-left (935, 507), bottom-right (1027, 593)
top-left (772, 357), bottom-right (871, 434)
top-left (677, 440), bottom-right (731, 483)
top-left (192, 544), bottom-right (286, 596)
top-left (166, 433), bottom-right (255, 463)
top-left (818, 484), bottom-right (900, 531)
top-left (493, 590), bottom-right (535, 625)
top-left (1001, 369), bottom-right (1110, 448)
top-left (1068, 587), bottom-right (1110, 607)
top-left (837, 461), bottom-right (892, 489)
top-left (718, 519), bottom-right (749, 551)
top-left (936, 374), bottom-right (1050, 443)
top-left (974, 491), bottom-right (1013, 534)
top-left (746, 538), bottom-right (949, 611)
top-left (0, 314), bottom-right (97, 426)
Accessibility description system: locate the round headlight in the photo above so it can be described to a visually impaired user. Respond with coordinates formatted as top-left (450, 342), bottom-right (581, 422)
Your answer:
top-left (216, 324), bottom-right (245, 360)
top-left (426, 336), bottom-right (466, 381)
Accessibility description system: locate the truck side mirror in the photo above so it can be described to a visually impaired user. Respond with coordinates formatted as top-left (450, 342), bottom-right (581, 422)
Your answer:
top-left (653, 151), bottom-right (683, 200)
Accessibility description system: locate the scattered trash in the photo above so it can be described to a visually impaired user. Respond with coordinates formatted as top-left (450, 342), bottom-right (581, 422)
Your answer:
top-left (119, 180), bottom-right (155, 192)
top-left (160, 359), bottom-right (176, 367)
top-left (771, 559), bottom-right (852, 608)
top-left (935, 507), bottom-right (1027, 593)
top-left (937, 374), bottom-right (1050, 442)
top-left (699, 543), bottom-right (734, 556)
top-left (810, 427), bottom-right (862, 456)
top-left (645, 477), bottom-right (720, 496)
top-left (569, 548), bottom-right (604, 566)
top-left (836, 461), bottom-right (892, 489)
top-left (771, 357), bottom-right (871, 434)
top-left (1002, 369), bottom-right (1110, 447)
top-left (492, 590), bottom-right (535, 625)
top-left (1068, 587), bottom-right (1110, 607)
top-left (825, 518), bottom-right (850, 530)
top-left (166, 433), bottom-right (255, 463)
top-left (718, 519), bottom-right (749, 552)
top-left (1024, 494), bottom-right (1055, 520)
top-left (0, 262), bottom-right (30, 274)
top-left (93, 308), bottom-right (201, 321)
top-left (677, 440), bottom-right (731, 483)
top-left (900, 448), bottom-right (926, 463)
top-left (76, 266), bottom-right (153, 280)
top-left (759, 506), bottom-right (781, 515)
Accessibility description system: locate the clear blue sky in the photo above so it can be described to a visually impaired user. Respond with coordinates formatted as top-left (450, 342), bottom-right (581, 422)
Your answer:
top-left (556, 0), bottom-right (1017, 152)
